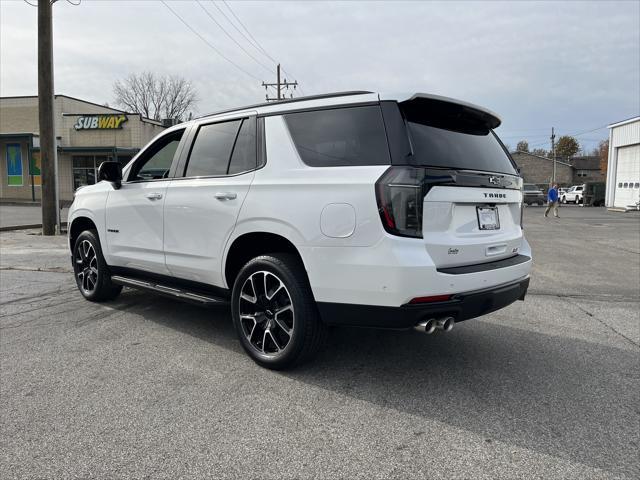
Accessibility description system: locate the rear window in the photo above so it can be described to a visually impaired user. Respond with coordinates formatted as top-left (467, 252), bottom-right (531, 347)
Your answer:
top-left (284, 106), bottom-right (390, 167)
top-left (185, 120), bottom-right (241, 177)
top-left (398, 100), bottom-right (517, 175)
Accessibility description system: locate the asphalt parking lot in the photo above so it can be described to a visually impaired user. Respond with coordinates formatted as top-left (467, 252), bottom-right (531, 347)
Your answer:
top-left (1, 205), bottom-right (638, 479)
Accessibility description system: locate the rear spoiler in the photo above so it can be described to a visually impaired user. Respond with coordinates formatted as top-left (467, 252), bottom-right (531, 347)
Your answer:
top-left (380, 92), bottom-right (502, 129)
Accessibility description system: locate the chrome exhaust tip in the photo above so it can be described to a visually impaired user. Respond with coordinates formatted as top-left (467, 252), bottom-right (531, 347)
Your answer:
top-left (414, 318), bottom-right (437, 334)
top-left (436, 317), bottom-right (455, 332)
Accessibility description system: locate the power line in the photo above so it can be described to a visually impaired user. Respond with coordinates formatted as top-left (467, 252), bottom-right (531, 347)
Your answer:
top-left (262, 64), bottom-right (298, 101)
top-left (217, 0), bottom-right (305, 96)
top-left (196, 0), bottom-right (274, 75)
top-left (527, 124), bottom-right (609, 149)
top-left (161, 1), bottom-right (263, 82)
top-left (220, 0), bottom-right (278, 64)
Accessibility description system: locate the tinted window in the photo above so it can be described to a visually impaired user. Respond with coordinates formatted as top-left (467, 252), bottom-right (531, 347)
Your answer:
top-left (185, 120), bottom-right (241, 177)
top-left (129, 129), bottom-right (184, 181)
top-left (398, 102), bottom-right (517, 175)
top-left (228, 117), bottom-right (257, 175)
top-left (284, 106), bottom-right (390, 167)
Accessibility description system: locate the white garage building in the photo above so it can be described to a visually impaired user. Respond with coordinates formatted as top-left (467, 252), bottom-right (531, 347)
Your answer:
top-left (605, 116), bottom-right (640, 211)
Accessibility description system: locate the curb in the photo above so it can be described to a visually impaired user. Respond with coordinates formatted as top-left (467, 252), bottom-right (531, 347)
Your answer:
top-left (0, 222), bottom-right (68, 232)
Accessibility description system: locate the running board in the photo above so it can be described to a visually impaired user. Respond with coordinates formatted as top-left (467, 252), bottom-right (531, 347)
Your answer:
top-left (110, 275), bottom-right (229, 306)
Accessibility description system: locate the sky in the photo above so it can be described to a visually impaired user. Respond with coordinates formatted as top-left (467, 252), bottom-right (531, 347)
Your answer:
top-left (1, 0), bottom-right (639, 152)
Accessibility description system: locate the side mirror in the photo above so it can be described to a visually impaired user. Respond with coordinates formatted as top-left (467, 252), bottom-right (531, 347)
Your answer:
top-left (97, 161), bottom-right (122, 189)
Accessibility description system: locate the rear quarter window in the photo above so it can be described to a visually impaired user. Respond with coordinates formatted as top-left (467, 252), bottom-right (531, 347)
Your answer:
top-left (283, 106), bottom-right (390, 167)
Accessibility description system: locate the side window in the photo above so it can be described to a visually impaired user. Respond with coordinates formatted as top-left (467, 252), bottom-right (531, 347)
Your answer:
top-left (228, 117), bottom-right (257, 175)
top-left (283, 106), bottom-right (390, 167)
top-left (129, 129), bottom-right (184, 181)
top-left (185, 120), bottom-right (241, 177)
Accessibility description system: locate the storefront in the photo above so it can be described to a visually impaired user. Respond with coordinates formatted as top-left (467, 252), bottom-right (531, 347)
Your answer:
top-left (0, 95), bottom-right (165, 203)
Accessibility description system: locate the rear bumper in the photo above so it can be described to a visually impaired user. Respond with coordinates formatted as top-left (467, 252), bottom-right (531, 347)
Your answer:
top-left (317, 277), bottom-right (529, 329)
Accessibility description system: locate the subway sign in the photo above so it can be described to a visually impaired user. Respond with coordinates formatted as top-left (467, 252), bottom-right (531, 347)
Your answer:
top-left (74, 114), bottom-right (127, 130)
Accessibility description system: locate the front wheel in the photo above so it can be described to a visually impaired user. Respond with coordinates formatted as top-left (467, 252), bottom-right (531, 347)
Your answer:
top-left (72, 230), bottom-right (122, 302)
top-left (231, 253), bottom-right (327, 370)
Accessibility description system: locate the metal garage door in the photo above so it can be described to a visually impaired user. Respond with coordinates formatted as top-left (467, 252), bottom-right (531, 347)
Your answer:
top-left (614, 144), bottom-right (640, 209)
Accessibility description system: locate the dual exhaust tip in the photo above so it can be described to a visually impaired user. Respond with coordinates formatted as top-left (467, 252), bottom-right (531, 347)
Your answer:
top-left (414, 317), bottom-right (455, 334)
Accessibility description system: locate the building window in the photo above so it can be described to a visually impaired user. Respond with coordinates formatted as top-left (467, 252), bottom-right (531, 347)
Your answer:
top-left (623, 182), bottom-right (628, 188)
top-left (6, 143), bottom-right (23, 186)
top-left (618, 182), bottom-right (623, 188)
top-left (577, 170), bottom-right (588, 177)
top-left (72, 155), bottom-right (110, 190)
top-left (635, 183), bottom-right (639, 189)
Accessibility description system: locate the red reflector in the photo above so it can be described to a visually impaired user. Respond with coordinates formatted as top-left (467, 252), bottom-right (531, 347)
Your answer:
top-left (409, 294), bottom-right (452, 304)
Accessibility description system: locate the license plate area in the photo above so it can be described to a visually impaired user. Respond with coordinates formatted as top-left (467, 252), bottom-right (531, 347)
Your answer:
top-left (477, 206), bottom-right (500, 230)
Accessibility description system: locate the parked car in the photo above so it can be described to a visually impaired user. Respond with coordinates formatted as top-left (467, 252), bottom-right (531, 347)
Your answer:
top-left (558, 187), bottom-right (569, 198)
top-left (523, 183), bottom-right (545, 205)
top-left (561, 185), bottom-right (584, 204)
top-left (67, 91), bottom-right (532, 369)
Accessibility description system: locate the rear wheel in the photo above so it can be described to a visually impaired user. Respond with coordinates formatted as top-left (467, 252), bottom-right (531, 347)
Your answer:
top-left (72, 230), bottom-right (122, 302)
top-left (231, 253), bottom-right (327, 370)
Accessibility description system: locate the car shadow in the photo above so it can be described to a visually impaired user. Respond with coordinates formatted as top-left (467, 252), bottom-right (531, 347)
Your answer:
top-left (111, 289), bottom-right (638, 478)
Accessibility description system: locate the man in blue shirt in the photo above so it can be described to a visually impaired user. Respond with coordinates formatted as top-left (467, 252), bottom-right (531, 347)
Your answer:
top-left (544, 183), bottom-right (560, 218)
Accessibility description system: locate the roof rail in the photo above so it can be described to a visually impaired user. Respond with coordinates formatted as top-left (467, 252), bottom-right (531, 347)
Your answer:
top-left (196, 90), bottom-right (373, 120)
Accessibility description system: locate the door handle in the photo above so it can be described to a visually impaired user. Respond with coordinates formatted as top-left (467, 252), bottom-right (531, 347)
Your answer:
top-left (214, 192), bottom-right (237, 201)
top-left (145, 192), bottom-right (163, 200)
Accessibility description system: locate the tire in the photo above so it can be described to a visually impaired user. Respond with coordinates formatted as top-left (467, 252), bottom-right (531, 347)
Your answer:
top-left (72, 230), bottom-right (122, 302)
top-left (231, 253), bottom-right (327, 370)
top-left (561, 196), bottom-right (566, 204)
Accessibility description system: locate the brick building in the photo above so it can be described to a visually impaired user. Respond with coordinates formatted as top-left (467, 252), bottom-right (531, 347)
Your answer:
top-left (568, 156), bottom-right (604, 182)
top-left (510, 151), bottom-right (574, 187)
top-left (0, 95), bottom-right (165, 202)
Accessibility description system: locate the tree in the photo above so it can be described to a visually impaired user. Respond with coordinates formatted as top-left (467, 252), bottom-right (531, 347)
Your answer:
top-left (516, 140), bottom-right (529, 152)
top-left (113, 72), bottom-right (197, 121)
top-left (597, 139), bottom-right (609, 174)
top-left (555, 135), bottom-right (580, 159)
top-left (531, 148), bottom-right (548, 157)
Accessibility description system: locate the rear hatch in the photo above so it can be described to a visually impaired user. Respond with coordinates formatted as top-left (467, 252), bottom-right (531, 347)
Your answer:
top-left (378, 95), bottom-right (523, 268)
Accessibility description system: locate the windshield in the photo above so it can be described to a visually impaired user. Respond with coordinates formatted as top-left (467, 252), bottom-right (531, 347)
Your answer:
top-left (398, 101), bottom-right (517, 175)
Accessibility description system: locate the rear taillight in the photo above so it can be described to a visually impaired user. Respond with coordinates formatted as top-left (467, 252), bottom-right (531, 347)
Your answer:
top-left (375, 166), bottom-right (426, 238)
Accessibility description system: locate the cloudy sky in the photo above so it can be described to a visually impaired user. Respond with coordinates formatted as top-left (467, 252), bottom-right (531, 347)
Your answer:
top-left (1, 0), bottom-right (639, 151)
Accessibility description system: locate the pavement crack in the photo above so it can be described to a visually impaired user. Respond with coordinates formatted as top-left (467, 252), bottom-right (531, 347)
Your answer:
top-left (0, 266), bottom-right (71, 274)
top-left (528, 291), bottom-right (640, 302)
top-left (0, 296), bottom-right (84, 320)
top-left (565, 298), bottom-right (640, 349)
top-left (0, 287), bottom-right (76, 307)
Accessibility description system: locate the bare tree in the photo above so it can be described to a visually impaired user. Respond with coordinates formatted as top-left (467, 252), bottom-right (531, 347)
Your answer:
top-left (113, 72), bottom-right (197, 121)
top-left (516, 140), bottom-right (529, 152)
top-left (531, 148), bottom-right (548, 157)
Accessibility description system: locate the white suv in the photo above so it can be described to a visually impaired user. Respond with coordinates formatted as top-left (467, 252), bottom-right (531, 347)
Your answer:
top-left (562, 185), bottom-right (584, 204)
top-left (68, 91), bottom-right (532, 369)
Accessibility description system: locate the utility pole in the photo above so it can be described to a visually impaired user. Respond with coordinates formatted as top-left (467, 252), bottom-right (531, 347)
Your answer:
top-left (551, 127), bottom-right (557, 184)
top-left (262, 64), bottom-right (298, 101)
top-left (38, 0), bottom-right (57, 235)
